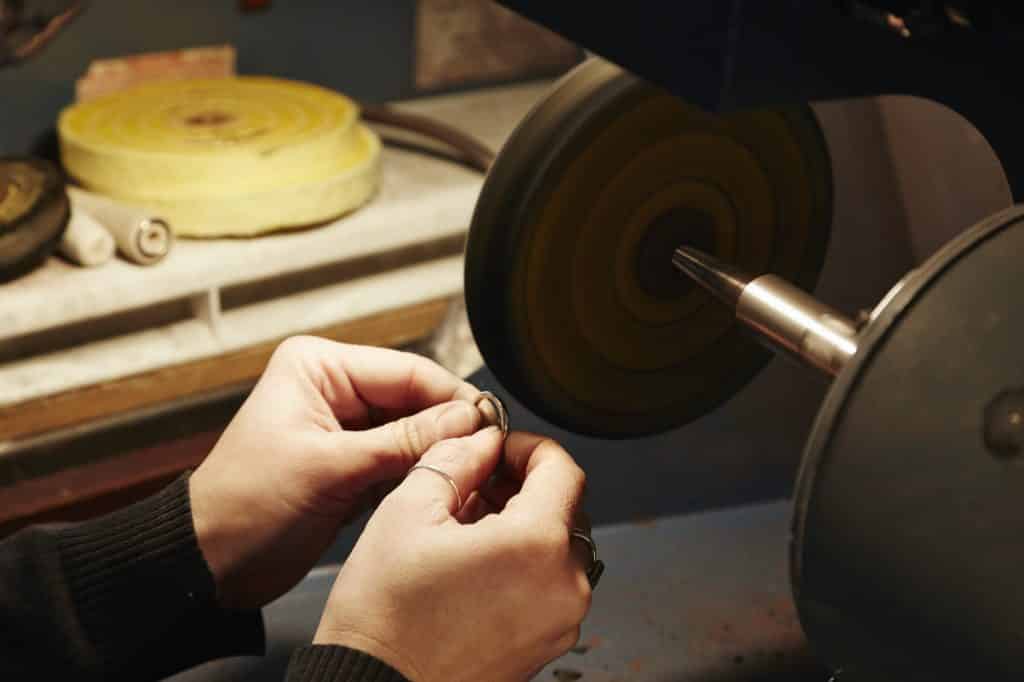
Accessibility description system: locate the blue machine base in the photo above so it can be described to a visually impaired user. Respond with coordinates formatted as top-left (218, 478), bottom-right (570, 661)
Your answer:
top-left (172, 501), bottom-right (830, 681)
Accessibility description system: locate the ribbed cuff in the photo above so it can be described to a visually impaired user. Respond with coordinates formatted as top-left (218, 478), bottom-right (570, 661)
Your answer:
top-left (56, 473), bottom-right (264, 677)
top-left (286, 645), bottom-right (410, 682)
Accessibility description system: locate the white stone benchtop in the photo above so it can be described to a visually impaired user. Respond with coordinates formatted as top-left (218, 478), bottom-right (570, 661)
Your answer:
top-left (0, 81), bottom-right (551, 410)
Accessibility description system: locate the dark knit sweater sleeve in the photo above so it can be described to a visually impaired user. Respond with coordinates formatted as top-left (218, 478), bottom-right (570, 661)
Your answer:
top-left (286, 645), bottom-right (409, 682)
top-left (0, 473), bottom-right (264, 680)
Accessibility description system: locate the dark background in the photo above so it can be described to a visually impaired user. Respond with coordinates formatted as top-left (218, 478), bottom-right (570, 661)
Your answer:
top-left (1, 1), bottom-right (425, 155)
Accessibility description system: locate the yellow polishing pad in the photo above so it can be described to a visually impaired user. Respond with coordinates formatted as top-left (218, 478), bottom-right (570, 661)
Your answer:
top-left (58, 77), bottom-right (381, 237)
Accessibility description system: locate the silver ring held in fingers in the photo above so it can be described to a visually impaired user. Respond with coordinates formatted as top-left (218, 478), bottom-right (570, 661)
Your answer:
top-left (474, 391), bottom-right (509, 438)
top-left (408, 464), bottom-right (463, 511)
top-left (569, 529), bottom-right (605, 589)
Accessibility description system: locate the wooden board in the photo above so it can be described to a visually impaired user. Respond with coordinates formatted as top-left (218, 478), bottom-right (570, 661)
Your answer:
top-left (75, 45), bottom-right (237, 103)
top-left (0, 428), bottom-right (220, 537)
top-left (0, 297), bottom-right (451, 442)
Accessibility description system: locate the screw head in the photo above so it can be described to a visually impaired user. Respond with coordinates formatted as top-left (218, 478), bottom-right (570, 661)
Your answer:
top-left (984, 388), bottom-right (1024, 459)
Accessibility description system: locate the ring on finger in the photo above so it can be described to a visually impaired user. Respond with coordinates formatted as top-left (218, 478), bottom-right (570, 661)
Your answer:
top-left (569, 528), bottom-right (605, 589)
top-left (407, 463), bottom-right (463, 511)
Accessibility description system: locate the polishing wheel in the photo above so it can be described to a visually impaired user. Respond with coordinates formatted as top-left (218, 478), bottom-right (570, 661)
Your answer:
top-left (58, 77), bottom-right (381, 237)
top-left (0, 157), bottom-right (70, 282)
top-left (465, 59), bottom-right (834, 437)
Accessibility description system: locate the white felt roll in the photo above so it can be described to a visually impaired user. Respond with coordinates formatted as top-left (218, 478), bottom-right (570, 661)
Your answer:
top-left (57, 205), bottom-right (116, 267)
top-left (67, 187), bottom-right (173, 266)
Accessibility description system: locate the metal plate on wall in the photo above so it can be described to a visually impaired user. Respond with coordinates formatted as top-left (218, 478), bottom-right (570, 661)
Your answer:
top-left (414, 0), bottom-right (583, 92)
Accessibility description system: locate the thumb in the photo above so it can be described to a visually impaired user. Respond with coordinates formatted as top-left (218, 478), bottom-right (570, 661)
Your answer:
top-left (330, 400), bottom-right (482, 485)
top-left (396, 427), bottom-right (505, 521)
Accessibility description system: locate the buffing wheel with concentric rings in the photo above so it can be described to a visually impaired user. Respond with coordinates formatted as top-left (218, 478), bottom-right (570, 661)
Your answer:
top-left (464, 59), bottom-right (834, 438)
top-left (58, 77), bottom-right (381, 237)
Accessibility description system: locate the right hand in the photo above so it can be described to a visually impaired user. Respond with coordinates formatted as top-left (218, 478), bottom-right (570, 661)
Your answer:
top-left (313, 429), bottom-right (593, 682)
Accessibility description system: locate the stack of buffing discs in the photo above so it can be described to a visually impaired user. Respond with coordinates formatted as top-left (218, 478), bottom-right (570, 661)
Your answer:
top-left (464, 59), bottom-right (834, 437)
top-left (0, 157), bottom-right (70, 282)
top-left (58, 77), bottom-right (381, 237)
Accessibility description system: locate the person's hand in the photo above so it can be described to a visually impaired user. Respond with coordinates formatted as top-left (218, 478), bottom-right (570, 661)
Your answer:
top-left (188, 336), bottom-right (485, 610)
top-left (313, 430), bottom-right (593, 682)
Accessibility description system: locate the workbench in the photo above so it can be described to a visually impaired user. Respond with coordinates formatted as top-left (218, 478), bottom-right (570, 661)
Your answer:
top-left (0, 81), bottom-right (550, 532)
top-left (0, 81), bottom-right (550, 443)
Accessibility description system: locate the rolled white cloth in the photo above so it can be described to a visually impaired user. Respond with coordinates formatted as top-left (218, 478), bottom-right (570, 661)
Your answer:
top-left (57, 204), bottom-right (116, 267)
top-left (67, 187), bottom-right (173, 265)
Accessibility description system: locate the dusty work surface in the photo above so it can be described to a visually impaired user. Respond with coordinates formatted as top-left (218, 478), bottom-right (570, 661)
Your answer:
top-left (0, 80), bottom-right (550, 413)
top-left (171, 501), bottom-right (829, 682)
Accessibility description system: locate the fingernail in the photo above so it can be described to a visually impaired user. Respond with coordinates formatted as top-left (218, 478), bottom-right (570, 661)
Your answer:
top-left (468, 426), bottom-right (503, 447)
top-left (437, 400), bottom-right (479, 436)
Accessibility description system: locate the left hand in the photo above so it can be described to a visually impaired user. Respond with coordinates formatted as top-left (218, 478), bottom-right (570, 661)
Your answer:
top-left (188, 336), bottom-right (483, 610)
top-left (312, 430), bottom-right (593, 682)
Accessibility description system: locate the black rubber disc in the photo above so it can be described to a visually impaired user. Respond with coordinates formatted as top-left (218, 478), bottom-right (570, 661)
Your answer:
top-left (0, 157), bottom-right (69, 282)
top-left (465, 59), bottom-right (833, 438)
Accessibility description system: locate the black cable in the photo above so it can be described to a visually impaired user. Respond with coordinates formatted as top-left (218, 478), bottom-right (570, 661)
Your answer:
top-left (1, 0), bottom-right (84, 68)
top-left (360, 103), bottom-right (497, 174)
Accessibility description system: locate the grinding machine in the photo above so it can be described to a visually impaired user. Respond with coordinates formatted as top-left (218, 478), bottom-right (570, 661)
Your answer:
top-left (462, 3), bottom-right (1024, 681)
